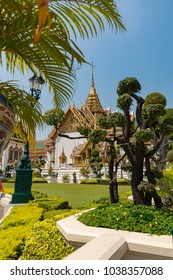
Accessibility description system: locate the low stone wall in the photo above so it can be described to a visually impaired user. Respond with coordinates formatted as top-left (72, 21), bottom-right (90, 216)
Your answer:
top-left (0, 192), bottom-right (13, 224)
top-left (57, 214), bottom-right (173, 260)
top-left (43, 166), bottom-right (130, 184)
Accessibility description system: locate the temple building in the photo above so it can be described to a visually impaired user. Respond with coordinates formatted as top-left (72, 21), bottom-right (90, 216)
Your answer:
top-left (0, 139), bottom-right (47, 177)
top-left (0, 70), bottom-right (131, 181)
top-left (44, 71), bottom-right (111, 181)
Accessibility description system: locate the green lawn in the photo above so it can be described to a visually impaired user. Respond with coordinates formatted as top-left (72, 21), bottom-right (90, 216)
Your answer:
top-left (3, 183), bottom-right (131, 208)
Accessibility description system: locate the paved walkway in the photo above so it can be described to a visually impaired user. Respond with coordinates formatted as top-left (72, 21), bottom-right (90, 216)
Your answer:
top-left (0, 204), bottom-right (3, 220)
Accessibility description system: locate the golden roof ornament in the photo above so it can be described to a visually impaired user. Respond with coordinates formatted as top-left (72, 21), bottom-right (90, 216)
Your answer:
top-left (84, 59), bottom-right (104, 116)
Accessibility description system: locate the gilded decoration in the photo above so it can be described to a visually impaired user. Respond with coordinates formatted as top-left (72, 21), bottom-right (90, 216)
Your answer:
top-left (59, 109), bottom-right (81, 133)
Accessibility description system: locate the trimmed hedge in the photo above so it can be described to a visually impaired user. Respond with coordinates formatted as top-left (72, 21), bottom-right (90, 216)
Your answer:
top-left (20, 219), bottom-right (74, 260)
top-left (1, 178), bottom-right (47, 183)
top-left (0, 226), bottom-right (29, 259)
top-left (33, 197), bottom-right (69, 210)
top-left (32, 190), bottom-right (48, 199)
top-left (1, 204), bottom-right (43, 229)
top-left (32, 178), bottom-right (48, 183)
top-left (0, 203), bottom-right (78, 260)
top-left (80, 179), bottom-right (99, 184)
top-left (0, 204), bottom-right (44, 260)
top-left (80, 178), bottom-right (130, 185)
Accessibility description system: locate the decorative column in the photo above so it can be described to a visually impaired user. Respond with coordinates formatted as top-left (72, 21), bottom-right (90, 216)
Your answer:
top-left (11, 142), bottom-right (33, 203)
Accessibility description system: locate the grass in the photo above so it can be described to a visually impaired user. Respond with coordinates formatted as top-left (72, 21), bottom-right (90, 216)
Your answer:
top-left (3, 183), bottom-right (131, 208)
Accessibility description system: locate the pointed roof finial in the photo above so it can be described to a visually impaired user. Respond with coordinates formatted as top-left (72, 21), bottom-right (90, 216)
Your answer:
top-left (83, 58), bottom-right (104, 115)
top-left (91, 57), bottom-right (94, 87)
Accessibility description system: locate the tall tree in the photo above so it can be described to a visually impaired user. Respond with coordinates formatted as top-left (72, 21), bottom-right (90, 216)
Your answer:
top-left (82, 114), bottom-right (127, 203)
top-left (115, 77), bottom-right (173, 207)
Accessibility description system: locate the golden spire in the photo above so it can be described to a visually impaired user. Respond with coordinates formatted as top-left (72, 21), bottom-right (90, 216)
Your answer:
top-left (84, 58), bottom-right (104, 116)
top-left (91, 57), bottom-right (94, 87)
top-left (59, 147), bottom-right (67, 164)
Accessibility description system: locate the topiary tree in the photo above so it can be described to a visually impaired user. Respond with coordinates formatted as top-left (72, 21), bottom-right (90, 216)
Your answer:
top-left (43, 108), bottom-right (65, 129)
top-left (80, 166), bottom-right (90, 178)
top-left (114, 77), bottom-right (173, 207)
top-left (78, 112), bottom-right (127, 203)
top-left (90, 149), bottom-right (103, 178)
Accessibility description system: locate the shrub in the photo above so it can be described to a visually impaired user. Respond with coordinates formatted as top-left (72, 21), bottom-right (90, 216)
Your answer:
top-left (78, 202), bottom-right (173, 235)
top-left (80, 166), bottom-right (89, 178)
top-left (96, 179), bottom-right (110, 185)
top-left (33, 197), bottom-right (69, 211)
top-left (0, 226), bottom-right (29, 260)
top-left (32, 178), bottom-right (48, 183)
top-left (3, 187), bottom-right (14, 194)
top-left (20, 219), bottom-right (74, 260)
top-left (32, 170), bottom-right (40, 178)
top-left (2, 204), bottom-right (43, 229)
top-left (54, 209), bottom-right (81, 221)
top-left (62, 174), bottom-right (70, 183)
top-left (90, 197), bottom-right (110, 205)
top-left (43, 209), bottom-right (80, 220)
top-left (32, 190), bottom-right (48, 199)
top-left (163, 170), bottom-right (173, 183)
top-left (167, 150), bottom-right (173, 163)
top-left (117, 178), bottom-right (131, 185)
top-left (7, 179), bottom-right (15, 183)
top-left (144, 92), bottom-right (167, 107)
top-left (0, 178), bottom-right (9, 183)
top-left (80, 179), bottom-right (98, 184)
top-left (0, 204), bottom-right (44, 260)
top-left (72, 172), bottom-right (77, 183)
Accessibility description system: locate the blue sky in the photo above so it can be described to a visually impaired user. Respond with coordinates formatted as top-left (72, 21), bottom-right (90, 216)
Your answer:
top-left (1, 0), bottom-right (173, 139)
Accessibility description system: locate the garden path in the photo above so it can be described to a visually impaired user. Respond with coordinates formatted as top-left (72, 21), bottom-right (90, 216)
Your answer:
top-left (0, 205), bottom-right (3, 220)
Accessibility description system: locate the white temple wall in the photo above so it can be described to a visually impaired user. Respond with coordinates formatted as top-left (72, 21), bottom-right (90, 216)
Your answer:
top-left (1, 141), bottom-right (24, 171)
top-left (55, 132), bottom-right (86, 168)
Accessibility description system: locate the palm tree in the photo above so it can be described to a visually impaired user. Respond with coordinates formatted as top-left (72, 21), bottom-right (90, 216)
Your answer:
top-left (0, 0), bottom-right (125, 105)
top-left (0, 0), bottom-right (125, 145)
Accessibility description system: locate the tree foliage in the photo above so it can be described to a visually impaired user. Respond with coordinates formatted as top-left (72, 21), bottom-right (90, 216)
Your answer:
top-left (0, 0), bottom-right (125, 146)
top-left (114, 77), bottom-right (173, 207)
top-left (43, 108), bottom-right (65, 128)
top-left (0, 0), bottom-right (125, 107)
top-left (90, 149), bottom-right (103, 178)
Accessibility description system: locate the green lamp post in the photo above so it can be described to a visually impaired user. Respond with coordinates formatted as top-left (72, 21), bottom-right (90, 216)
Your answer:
top-left (11, 74), bottom-right (45, 204)
top-left (170, 228), bottom-right (173, 247)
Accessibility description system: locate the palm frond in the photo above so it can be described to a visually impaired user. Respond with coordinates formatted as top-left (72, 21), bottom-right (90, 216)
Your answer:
top-left (0, 81), bottom-right (44, 143)
top-left (0, 0), bottom-right (125, 106)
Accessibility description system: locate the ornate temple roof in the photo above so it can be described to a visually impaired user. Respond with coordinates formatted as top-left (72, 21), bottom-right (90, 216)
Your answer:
top-left (45, 64), bottom-right (105, 150)
top-left (82, 65), bottom-right (104, 116)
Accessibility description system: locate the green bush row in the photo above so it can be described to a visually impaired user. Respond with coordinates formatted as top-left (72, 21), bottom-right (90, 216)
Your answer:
top-left (33, 197), bottom-right (69, 211)
top-left (0, 202), bottom-right (77, 260)
top-left (80, 178), bottom-right (130, 185)
top-left (0, 178), bottom-right (47, 183)
top-left (43, 209), bottom-right (80, 220)
top-left (32, 178), bottom-right (48, 183)
top-left (19, 219), bottom-right (74, 260)
top-left (0, 225), bottom-right (30, 260)
top-left (0, 204), bottom-right (44, 260)
top-left (80, 179), bottom-right (98, 184)
top-left (1, 204), bottom-right (43, 229)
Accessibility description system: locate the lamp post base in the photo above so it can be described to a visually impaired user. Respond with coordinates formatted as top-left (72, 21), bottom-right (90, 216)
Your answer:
top-left (11, 192), bottom-right (34, 204)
